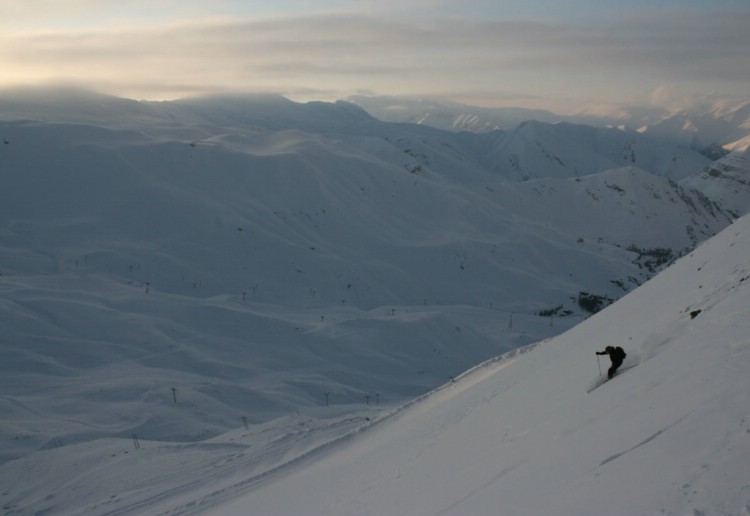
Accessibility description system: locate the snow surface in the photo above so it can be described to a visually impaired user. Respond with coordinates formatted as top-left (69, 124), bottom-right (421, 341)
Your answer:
top-left (1, 90), bottom-right (749, 515)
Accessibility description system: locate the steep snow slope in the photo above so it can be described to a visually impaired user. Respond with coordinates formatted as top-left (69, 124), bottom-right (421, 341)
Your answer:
top-left (211, 213), bottom-right (750, 516)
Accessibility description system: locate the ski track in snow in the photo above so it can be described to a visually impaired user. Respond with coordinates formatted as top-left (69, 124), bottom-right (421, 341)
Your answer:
top-left (598, 414), bottom-right (687, 467)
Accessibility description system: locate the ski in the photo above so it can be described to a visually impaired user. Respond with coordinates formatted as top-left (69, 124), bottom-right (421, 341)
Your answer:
top-left (586, 364), bottom-right (637, 393)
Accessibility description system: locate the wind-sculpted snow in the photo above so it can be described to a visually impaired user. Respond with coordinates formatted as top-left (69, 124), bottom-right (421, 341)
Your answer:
top-left (0, 90), bottom-right (747, 514)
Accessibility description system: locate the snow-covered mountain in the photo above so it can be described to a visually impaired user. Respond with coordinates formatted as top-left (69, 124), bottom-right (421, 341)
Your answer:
top-left (0, 88), bottom-right (747, 514)
top-left (345, 95), bottom-right (564, 132)
top-left (348, 94), bottom-right (750, 154)
top-left (682, 149), bottom-right (750, 218)
top-left (637, 99), bottom-right (750, 153)
top-left (456, 120), bottom-right (712, 181)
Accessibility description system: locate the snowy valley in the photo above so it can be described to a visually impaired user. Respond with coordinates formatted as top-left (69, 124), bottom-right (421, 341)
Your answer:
top-left (1, 89), bottom-right (749, 515)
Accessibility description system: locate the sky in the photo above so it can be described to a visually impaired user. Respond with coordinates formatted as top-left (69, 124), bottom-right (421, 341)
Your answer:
top-left (1, 0), bottom-right (749, 113)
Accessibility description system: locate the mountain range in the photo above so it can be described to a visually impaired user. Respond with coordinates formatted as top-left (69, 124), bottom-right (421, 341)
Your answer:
top-left (1, 87), bottom-right (749, 514)
top-left (347, 94), bottom-right (750, 152)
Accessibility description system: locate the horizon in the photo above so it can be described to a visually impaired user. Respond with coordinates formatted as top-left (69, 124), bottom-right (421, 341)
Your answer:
top-left (2, 1), bottom-right (749, 115)
top-left (1, 81), bottom-right (748, 124)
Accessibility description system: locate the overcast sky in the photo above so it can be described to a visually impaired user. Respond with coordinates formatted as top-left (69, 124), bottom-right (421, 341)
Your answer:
top-left (2, 0), bottom-right (749, 113)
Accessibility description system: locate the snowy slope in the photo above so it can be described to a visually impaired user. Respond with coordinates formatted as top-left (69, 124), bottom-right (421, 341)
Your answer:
top-left (209, 212), bottom-right (750, 516)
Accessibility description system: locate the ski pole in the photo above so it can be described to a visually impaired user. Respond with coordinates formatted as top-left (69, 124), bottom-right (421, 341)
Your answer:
top-left (596, 355), bottom-right (601, 375)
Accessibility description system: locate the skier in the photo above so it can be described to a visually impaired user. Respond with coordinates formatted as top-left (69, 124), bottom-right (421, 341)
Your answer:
top-left (596, 346), bottom-right (626, 379)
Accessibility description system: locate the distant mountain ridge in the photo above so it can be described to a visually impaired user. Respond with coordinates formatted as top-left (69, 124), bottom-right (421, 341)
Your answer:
top-left (430, 119), bottom-right (712, 182)
top-left (346, 94), bottom-right (562, 132)
top-left (347, 94), bottom-right (750, 153)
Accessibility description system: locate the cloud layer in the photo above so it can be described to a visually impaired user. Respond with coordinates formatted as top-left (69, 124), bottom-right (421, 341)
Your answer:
top-left (2, 5), bottom-right (749, 111)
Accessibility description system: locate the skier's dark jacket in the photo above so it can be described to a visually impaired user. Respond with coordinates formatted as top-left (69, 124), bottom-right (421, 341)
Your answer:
top-left (597, 346), bottom-right (626, 365)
